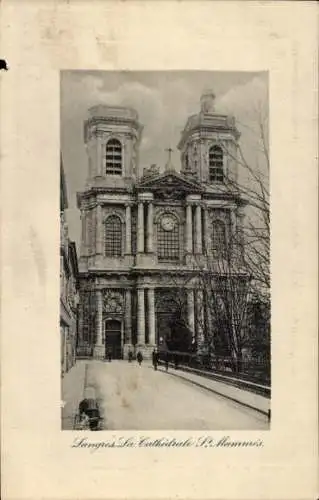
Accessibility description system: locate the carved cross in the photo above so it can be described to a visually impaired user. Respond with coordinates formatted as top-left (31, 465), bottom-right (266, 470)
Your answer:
top-left (165, 147), bottom-right (174, 163)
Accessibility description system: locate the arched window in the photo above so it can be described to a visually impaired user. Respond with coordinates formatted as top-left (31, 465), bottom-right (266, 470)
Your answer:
top-left (185, 152), bottom-right (189, 170)
top-left (212, 220), bottom-right (227, 258)
top-left (105, 215), bottom-right (122, 257)
top-left (105, 138), bottom-right (122, 175)
top-left (157, 214), bottom-right (180, 262)
top-left (209, 145), bottom-right (224, 182)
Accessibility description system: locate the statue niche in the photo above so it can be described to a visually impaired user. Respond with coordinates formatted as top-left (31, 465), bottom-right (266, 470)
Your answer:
top-left (103, 290), bottom-right (124, 315)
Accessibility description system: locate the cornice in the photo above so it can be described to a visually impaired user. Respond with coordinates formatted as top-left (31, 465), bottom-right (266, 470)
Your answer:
top-left (77, 186), bottom-right (135, 207)
top-left (77, 187), bottom-right (246, 209)
top-left (77, 266), bottom-right (249, 289)
top-left (84, 116), bottom-right (143, 143)
top-left (178, 125), bottom-right (240, 150)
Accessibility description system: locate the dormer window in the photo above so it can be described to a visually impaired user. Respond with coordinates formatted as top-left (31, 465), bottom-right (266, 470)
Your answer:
top-left (209, 145), bottom-right (224, 182)
top-left (105, 138), bottom-right (122, 175)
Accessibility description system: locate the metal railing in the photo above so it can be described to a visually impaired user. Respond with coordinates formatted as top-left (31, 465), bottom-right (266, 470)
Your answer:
top-left (157, 350), bottom-right (270, 386)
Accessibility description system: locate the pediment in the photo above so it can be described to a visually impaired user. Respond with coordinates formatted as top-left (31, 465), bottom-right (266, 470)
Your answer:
top-left (137, 171), bottom-right (202, 199)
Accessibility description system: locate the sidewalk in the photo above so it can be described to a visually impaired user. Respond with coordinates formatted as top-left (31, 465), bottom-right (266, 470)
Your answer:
top-left (61, 360), bottom-right (88, 430)
top-left (159, 365), bottom-right (270, 416)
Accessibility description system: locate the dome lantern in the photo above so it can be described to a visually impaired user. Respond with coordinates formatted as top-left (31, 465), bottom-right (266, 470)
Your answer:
top-left (200, 90), bottom-right (216, 114)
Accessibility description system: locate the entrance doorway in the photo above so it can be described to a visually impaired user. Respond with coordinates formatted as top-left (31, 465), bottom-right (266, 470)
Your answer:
top-left (104, 319), bottom-right (122, 359)
top-left (155, 288), bottom-right (189, 349)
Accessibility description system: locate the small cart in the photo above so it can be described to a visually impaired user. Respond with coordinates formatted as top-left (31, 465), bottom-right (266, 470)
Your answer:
top-left (73, 398), bottom-right (104, 431)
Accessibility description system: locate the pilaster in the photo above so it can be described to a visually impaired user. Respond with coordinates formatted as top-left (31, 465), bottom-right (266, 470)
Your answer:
top-left (196, 289), bottom-right (205, 346)
top-left (124, 289), bottom-right (132, 344)
top-left (202, 205), bottom-right (209, 255)
top-left (185, 203), bottom-right (193, 254)
top-left (97, 135), bottom-right (103, 176)
top-left (137, 288), bottom-right (145, 345)
top-left (96, 204), bottom-right (103, 255)
top-left (93, 289), bottom-right (104, 359)
top-left (137, 202), bottom-right (144, 253)
top-left (195, 204), bottom-right (202, 254)
top-left (147, 287), bottom-right (156, 346)
top-left (146, 202), bottom-right (154, 253)
top-left (187, 288), bottom-right (195, 334)
top-left (125, 203), bottom-right (132, 254)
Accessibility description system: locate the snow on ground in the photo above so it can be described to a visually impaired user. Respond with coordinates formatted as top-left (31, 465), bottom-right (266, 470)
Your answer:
top-left (86, 360), bottom-right (269, 430)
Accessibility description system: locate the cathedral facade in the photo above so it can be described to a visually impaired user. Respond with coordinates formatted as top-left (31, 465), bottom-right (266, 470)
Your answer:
top-left (76, 91), bottom-right (246, 360)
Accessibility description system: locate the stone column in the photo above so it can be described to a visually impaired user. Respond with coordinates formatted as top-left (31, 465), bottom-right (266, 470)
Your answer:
top-left (186, 203), bottom-right (193, 254)
top-left (137, 288), bottom-right (145, 345)
top-left (96, 204), bottom-right (103, 255)
top-left (147, 287), bottom-right (156, 345)
top-left (197, 289), bottom-right (205, 345)
top-left (124, 289), bottom-right (132, 344)
top-left (195, 204), bottom-right (202, 254)
top-left (187, 289), bottom-right (195, 333)
top-left (202, 205), bottom-right (209, 255)
top-left (125, 204), bottom-right (132, 254)
top-left (94, 290), bottom-right (104, 359)
top-left (137, 202), bottom-right (144, 253)
top-left (146, 202), bottom-right (154, 253)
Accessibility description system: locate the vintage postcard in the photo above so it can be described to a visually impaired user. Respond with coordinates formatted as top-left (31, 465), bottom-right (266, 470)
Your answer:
top-left (60, 69), bottom-right (270, 433)
top-left (1, 2), bottom-right (317, 500)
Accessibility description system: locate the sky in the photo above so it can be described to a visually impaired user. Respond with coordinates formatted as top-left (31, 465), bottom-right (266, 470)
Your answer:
top-left (60, 71), bottom-right (268, 249)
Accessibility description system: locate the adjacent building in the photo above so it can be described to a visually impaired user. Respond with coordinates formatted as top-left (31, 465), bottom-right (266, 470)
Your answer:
top-left (60, 159), bottom-right (80, 375)
top-left (76, 91), bottom-right (247, 360)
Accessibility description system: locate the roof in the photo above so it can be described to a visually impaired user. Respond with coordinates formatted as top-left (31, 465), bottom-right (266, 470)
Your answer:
top-left (60, 155), bottom-right (69, 211)
top-left (84, 105), bottom-right (143, 144)
top-left (177, 111), bottom-right (240, 150)
top-left (137, 170), bottom-right (202, 194)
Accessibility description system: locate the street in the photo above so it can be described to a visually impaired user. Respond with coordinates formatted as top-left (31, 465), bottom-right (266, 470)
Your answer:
top-left (63, 360), bottom-right (269, 430)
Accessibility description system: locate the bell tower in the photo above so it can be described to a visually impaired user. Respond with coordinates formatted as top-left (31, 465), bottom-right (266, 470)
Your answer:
top-left (84, 105), bottom-right (143, 186)
top-left (178, 91), bottom-right (240, 185)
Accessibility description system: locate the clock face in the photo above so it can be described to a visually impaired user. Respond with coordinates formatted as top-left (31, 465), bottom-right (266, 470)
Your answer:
top-left (161, 215), bottom-right (176, 231)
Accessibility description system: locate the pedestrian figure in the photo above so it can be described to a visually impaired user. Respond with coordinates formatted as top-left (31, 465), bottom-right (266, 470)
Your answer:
top-left (128, 350), bottom-right (133, 363)
top-left (108, 349), bottom-right (112, 362)
top-left (78, 397), bottom-right (101, 431)
top-left (174, 353), bottom-right (179, 370)
top-left (136, 351), bottom-right (143, 366)
top-left (79, 411), bottom-right (90, 429)
top-left (152, 349), bottom-right (158, 371)
top-left (165, 351), bottom-right (169, 372)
